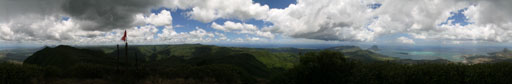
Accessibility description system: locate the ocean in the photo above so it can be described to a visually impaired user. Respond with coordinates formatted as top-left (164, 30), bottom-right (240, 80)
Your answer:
top-left (374, 46), bottom-right (507, 62)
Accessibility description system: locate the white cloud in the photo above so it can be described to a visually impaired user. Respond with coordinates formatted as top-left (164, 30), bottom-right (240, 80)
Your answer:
top-left (246, 37), bottom-right (262, 41)
top-left (0, 15), bottom-right (84, 42)
top-left (157, 27), bottom-right (217, 43)
top-left (263, 0), bottom-right (381, 41)
top-left (64, 26), bottom-right (221, 45)
top-left (211, 21), bottom-right (257, 32)
top-left (0, 0), bottom-right (166, 31)
top-left (163, 0), bottom-right (270, 23)
top-left (3, 0), bottom-right (512, 45)
top-left (174, 24), bottom-right (184, 28)
top-left (0, 15), bottom-right (219, 45)
top-left (443, 41), bottom-right (462, 45)
top-left (412, 24), bottom-right (503, 42)
top-left (211, 21), bottom-right (274, 38)
top-left (397, 36), bottom-right (415, 44)
top-left (254, 31), bottom-right (274, 39)
top-left (50, 25), bottom-right (159, 45)
top-left (127, 25), bottom-right (159, 42)
top-left (135, 10), bottom-right (173, 26)
top-left (232, 38), bottom-right (245, 43)
top-left (464, 0), bottom-right (512, 26)
top-left (0, 24), bottom-right (14, 40)
top-left (261, 0), bottom-right (512, 43)
top-left (401, 1), bottom-right (512, 43)
top-left (214, 32), bottom-right (228, 41)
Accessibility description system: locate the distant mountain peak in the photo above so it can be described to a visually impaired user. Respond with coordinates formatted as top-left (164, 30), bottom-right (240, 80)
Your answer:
top-left (326, 45), bottom-right (360, 49)
top-left (54, 45), bottom-right (76, 49)
top-left (325, 46), bottom-right (362, 52)
top-left (368, 45), bottom-right (380, 51)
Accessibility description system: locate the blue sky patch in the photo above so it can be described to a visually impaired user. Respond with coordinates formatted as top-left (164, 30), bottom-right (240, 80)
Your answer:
top-left (149, 6), bottom-right (276, 41)
top-left (61, 16), bottom-right (70, 21)
top-left (253, 0), bottom-right (296, 9)
top-left (368, 3), bottom-right (382, 9)
top-left (441, 8), bottom-right (471, 26)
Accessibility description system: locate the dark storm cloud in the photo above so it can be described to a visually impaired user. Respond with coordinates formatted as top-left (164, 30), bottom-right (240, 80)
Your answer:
top-left (0, 0), bottom-right (167, 42)
top-left (0, 0), bottom-right (63, 22)
top-left (290, 23), bottom-right (363, 41)
top-left (60, 0), bottom-right (162, 31)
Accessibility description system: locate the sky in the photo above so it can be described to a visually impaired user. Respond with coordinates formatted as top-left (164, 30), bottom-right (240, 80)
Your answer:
top-left (1, 0), bottom-right (512, 47)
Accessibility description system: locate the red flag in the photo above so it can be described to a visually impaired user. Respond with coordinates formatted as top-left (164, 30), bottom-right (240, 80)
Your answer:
top-left (121, 30), bottom-right (127, 42)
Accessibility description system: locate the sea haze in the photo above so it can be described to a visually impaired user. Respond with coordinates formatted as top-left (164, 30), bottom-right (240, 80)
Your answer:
top-left (374, 45), bottom-right (509, 62)
top-left (212, 43), bottom-right (509, 62)
top-left (211, 43), bottom-right (349, 49)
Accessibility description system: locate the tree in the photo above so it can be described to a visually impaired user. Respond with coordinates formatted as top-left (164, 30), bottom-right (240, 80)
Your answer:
top-left (273, 50), bottom-right (354, 84)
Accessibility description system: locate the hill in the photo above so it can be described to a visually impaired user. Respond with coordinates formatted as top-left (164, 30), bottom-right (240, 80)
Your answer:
top-left (9, 44), bottom-right (512, 83)
top-left (325, 45), bottom-right (362, 52)
top-left (18, 44), bottom-right (406, 83)
top-left (25, 44), bottom-right (278, 80)
top-left (325, 46), bottom-right (397, 61)
top-left (24, 45), bottom-right (115, 68)
top-left (368, 45), bottom-right (380, 51)
top-left (28, 44), bottom-right (399, 69)
top-left (463, 48), bottom-right (512, 64)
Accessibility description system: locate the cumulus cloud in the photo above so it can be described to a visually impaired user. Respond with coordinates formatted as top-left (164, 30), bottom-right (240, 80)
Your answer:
top-left (13, 25), bottom-right (221, 45)
top-left (263, 0), bottom-right (380, 41)
top-left (0, 24), bottom-right (14, 40)
top-left (3, 0), bottom-right (512, 45)
top-left (464, 0), bottom-right (512, 26)
top-left (211, 21), bottom-right (274, 38)
top-left (411, 24), bottom-right (504, 42)
top-left (72, 25), bottom-right (158, 45)
top-left (174, 24), bottom-right (184, 28)
top-left (157, 26), bottom-right (217, 43)
top-left (60, 0), bottom-right (163, 31)
top-left (0, 0), bottom-right (63, 23)
top-left (0, 16), bottom-right (159, 45)
top-left (135, 10), bottom-right (173, 26)
top-left (0, 0), bottom-right (166, 31)
top-left (0, 0), bottom-right (169, 43)
top-left (0, 8), bottom-right (173, 42)
top-left (0, 0), bottom-right (269, 44)
top-left (127, 25), bottom-right (159, 42)
top-left (0, 15), bottom-right (88, 41)
top-left (397, 36), bottom-right (415, 44)
top-left (0, 4), bottom-right (219, 45)
top-left (163, 0), bottom-right (270, 23)
top-left (211, 21), bottom-right (257, 32)
top-left (214, 32), bottom-right (228, 41)
top-left (246, 37), bottom-right (262, 41)
top-left (397, 0), bottom-right (512, 42)
top-left (260, 0), bottom-right (512, 43)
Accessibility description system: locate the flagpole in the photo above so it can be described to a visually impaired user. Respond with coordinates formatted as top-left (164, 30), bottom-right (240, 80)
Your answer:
top-left (116, 44), bottom-right (120, 72)
top-left (121, 30), bottom-right (128, 73)
top-left (125, 42), bottom-right (128, 64)
top-left (123, 30), bottom-right (128, 66)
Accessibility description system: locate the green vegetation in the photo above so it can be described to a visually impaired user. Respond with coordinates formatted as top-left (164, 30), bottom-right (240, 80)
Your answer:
top-left (0, 63), bottom-right (43, 84)
top-left (326, 45), bottom-right (397, 62)
top-left (272, 50), bottom-right (512, 84)
top-left (25, 45), bottom-right (115, 68)
top-left (2, 44), bottom-right (512, 83)
top-left (15, 45), bottom-right (285, 83)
